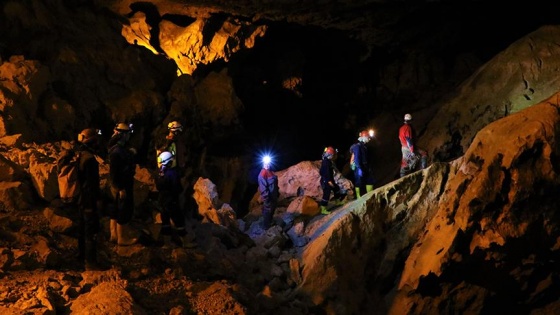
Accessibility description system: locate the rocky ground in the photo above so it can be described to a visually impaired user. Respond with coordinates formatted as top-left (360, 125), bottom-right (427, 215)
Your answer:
top-left (0, 167), bottom-right (346, 315)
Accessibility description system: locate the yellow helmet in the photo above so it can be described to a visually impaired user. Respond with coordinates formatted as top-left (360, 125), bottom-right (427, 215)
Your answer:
top-left (168, 121), bottom-right (183, 132)
top-left (114, 123), bottom-right (133, 133)
top-left (78, 128), bottom-right (100, 144)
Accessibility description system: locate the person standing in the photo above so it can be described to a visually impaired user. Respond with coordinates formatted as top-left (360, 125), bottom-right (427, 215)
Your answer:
top-left (74, 128), bottom-right (104, 270)
top-left (155, 121), bottom-right (186, 170)
top-left (349, 130), bottom-right (375, 198)
top-left (319, 146), bottom-right (346, 215)
top-left (258, 155), bottom-right (279, 229)
top-left (155, 151), bottom-right (195, 248)
top-left (398, 113), bottom-right (428, 177)
top-left (107, 122), bottom-right (138, 246)
top-left (155, 120), bottom-right (197, 244)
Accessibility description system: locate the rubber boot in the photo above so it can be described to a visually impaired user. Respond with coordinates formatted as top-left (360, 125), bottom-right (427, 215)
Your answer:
top-left (117, 223), bottom-right (138, 246)
top-left (84, 235), bottom-right (107, 271)
top-left (355, 187), bottom-right (361, 199)
top-left (366, 185), bottom-right (374, 193)
top-left (109, 219), bottom-right (117, 244)
top-left (320, 205), bottom-right (330, 215)
top-left (334, 197), bottom-right (346, 206)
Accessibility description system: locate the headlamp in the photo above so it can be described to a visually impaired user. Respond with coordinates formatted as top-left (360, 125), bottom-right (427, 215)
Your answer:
top-left (262, 155), bottom-right (272, 165)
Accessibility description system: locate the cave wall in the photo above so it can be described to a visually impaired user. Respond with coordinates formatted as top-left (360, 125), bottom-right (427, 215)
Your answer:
top-left (3, 0), bottom-right (560, 210)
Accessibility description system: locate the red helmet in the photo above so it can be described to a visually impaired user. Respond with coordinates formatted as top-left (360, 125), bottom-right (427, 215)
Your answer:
top-left (359, 130), bottom-right (369, 138)
top-left (324, 146), bottom-right (336, 156)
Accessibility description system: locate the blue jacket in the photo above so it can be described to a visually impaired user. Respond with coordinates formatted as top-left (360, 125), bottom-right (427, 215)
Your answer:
top-left (258, 168), bottom-right (279, 201)
top-left (349, 141), bottom-right (368, 169)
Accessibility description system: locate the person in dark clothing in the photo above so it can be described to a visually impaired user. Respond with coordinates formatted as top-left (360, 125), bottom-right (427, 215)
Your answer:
top-left (319, 146), bottom-right (346, 215)
top-left (154, 120), bottom-right (197, 243)
top-left (349, 130), bottom-right (375, 198)
top-left (155, 151), bottom-right (195, 248)
top-left (258, 155), bottom-right (279, 229)
top-left (399, 113), bottom-right (428, 177)
top-left (107, 122), bottom-right (138, 246)
top-left (73, 128), bottom-right (104, 270)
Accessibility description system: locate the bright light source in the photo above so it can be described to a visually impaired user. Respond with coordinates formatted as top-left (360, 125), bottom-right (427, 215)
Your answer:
top-left (262, 155), bottom-right (272, 165)
top-left (369, 129), bottom-right (375, 138)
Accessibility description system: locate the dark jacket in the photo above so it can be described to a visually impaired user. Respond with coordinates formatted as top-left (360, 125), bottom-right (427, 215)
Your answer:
top-left (76, 143), bottom-right (99, 210)
top-left (107, 135), bottom-right (135, 190)
top-left (320, 156), bottom-right (335, 186)
top-left (156, 165), bottom-right (182, 201)
top-left (258, 168), bottom-right (279, 201)
top-left (349, 141), bottom-right (368, 169)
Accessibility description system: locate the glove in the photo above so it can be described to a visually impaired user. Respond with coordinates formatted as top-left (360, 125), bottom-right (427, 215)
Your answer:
top-left (118, 190), bottom-right (127, 200)
top-left (350, 163), bottom-right (356, 171)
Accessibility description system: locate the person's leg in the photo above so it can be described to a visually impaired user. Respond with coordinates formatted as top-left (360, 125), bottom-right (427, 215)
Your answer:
top-left (116, 185), bottom-right (138, 246)
top-left (169, 197), bottom-right (196, 248)
top-left (84, 207), bottom-right (105, 270)
top-left (353, 168), bottom-right (365, 198)
top-left (400, 147), bottom-right (411, 177)
top-left (262, 199), bottom-right (273, 229)
top-left (159, 197), bottom-right (173, 246)
top-left (332, 184), bottom-right (346, 205)
top-left (109, 186), bottom-right (119, 243)
top-left (320, 184), bottom-right (332, 214)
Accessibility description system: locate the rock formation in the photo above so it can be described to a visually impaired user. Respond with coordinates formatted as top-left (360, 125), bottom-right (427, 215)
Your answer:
top-left (2, 0), bottom-right (560, 314)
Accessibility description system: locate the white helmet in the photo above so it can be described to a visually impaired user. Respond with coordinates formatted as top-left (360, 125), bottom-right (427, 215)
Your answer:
top-left (158, 151), bottom-right (174, 166)
top-left (404, 113), bottom-right (412, 121)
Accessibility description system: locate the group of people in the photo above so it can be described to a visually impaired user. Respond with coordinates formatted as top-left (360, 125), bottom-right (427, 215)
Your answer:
top-left (69, 120), bottom-right (194, 271)
top-left (70, 113), bottom-right (427, 267)
top-left (256, 112), bottom-right (429, 227)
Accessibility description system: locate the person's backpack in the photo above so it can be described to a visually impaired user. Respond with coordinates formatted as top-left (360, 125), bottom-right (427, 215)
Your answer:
top-left (56, 149), bottom-right (82, 204)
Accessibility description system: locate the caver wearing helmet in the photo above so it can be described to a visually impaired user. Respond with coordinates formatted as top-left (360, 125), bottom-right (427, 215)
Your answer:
top-left (156, 120), bottom-right (186, 170)
top-left (154, 118), bottom-right (195, 235)
top-left (155, 150), bottom-right (193, 248)
top-left (350, 129), bottom-right (375, 199)
top-left (319, 146), bottom-right (346, 215)
top-left (71, 130), bottom-right (103, 270)
top-left (258, 153), bottom-right (279, 229)
top-left (398, 113), bottom-right (428, 177)
top-left (107, 121), bottom-right (139, 246)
